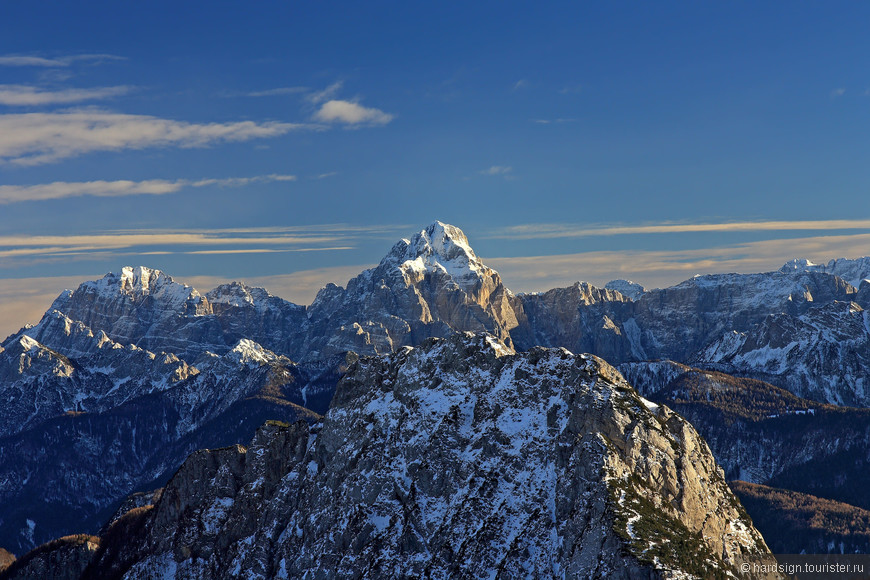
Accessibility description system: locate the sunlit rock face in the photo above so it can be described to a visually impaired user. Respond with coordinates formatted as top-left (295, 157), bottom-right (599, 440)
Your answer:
top-left (301, 221), bottom-right (523, 360)
top-left (43, 266), bottom-right (226, 359)
top-left (513, 282), bottom-right (637, 363)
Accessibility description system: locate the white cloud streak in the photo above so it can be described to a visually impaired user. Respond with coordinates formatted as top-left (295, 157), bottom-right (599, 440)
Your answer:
top-left (489, 220), bottom-right (870, 239)
top-left (0, 174), bottom-right (297, 204)
top-left (488, 233), bottom-right (870, 293)
top-left (314, 100), bottom-right (393, 125)
top-left (0, 110), bottom-right (307, 165)
top-left (0, 231), bottom-right (344, 256)
top-left (246, 87), bottom-right (309, 97)
top-left (0, 224), bottom-right (411, 264)
top-left (185, 246), bottom-right (353, 255)
top-left (532, 118), bottom-right (577, 124)
top-left (0, 54), bottom-right (126, 67)
top-left (308, 81), bottom-right (344, 104)
top-left (0, 85), bottom-right (133, 106)
top-left (188, 174), bottom-right (297, 188)
top-left (480, 165), bottom-right (513, 176)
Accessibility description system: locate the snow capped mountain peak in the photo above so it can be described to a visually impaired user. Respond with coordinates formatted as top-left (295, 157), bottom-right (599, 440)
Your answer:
top-left (206, 281), bottom-right (287, 316)
top-left (121, 265), bottom-right (155, 294)
top-left (75, 266), bottom-right (201, 307)
top-left (225, 338), bottom-right (276, 366)
top-left (208, 281), bottom-right (258, 305)
top-left (780, 258), bottom-right (819, 272)
top-left (16, 334), bottom-right (42, 352)
top-left (779, 256), bottom-right (870, 288)
top-left (384, 221), bottom-right (491, 292)
top-left (70, 266), bottom-right (209, 318)
top-left (20, 309), bottom-right (110, 358)
top-left (604, 279), bottom-right (646, 300)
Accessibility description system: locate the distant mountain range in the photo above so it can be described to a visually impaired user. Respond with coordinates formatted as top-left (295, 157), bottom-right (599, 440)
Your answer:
top-left (0, 221), bottom-right (867, 576)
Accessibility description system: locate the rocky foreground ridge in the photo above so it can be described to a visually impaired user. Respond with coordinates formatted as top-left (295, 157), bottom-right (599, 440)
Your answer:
top-left (2, 333), bottom-right (773, 579)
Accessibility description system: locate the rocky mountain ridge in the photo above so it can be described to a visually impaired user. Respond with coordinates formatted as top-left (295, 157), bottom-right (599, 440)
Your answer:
top-left (1, 220), bottom-right (868, 561)
top-left (781, 256), bottom-right (870, 288)
top-left (697, 300), bottom-right (870, 406)
top-left (0, 334), bottom-right (337, 554)
top-left (3, 333), bottom-right (773, 579)
top-left (9, 223), bottom-right (867, 403)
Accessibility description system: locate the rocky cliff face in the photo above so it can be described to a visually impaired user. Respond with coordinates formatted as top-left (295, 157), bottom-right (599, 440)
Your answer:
top-left (43, 333), bottom-right (770, 579)
top-left (629, 270), bottom-right (856, 363)
top-left (514, 282), bottom-right (638, 361)
top-left (620, 360), bottom-right (870, 510)
top-left (781, 256), bottom-right (870, 288)
top-left (514, 268), bottom-right (865, 407)
top-left (205, 282), bottom-right (307, 358)
top-left (43, 266), bottom-right (225, 361)
top-left (18, 223), bottom-right (524, 366)
top-left (11, 225), bottom-right (866, 408)
top-left (0, 535), bottom-right (98, 580)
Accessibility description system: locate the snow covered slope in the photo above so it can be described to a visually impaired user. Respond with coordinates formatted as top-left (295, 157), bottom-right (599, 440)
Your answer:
top-left (697, 301), bottom-right (870, 406)
top-left (781, 257), bottom-right (870, 288)
top-left (39, 333), bottom-right (771, 579)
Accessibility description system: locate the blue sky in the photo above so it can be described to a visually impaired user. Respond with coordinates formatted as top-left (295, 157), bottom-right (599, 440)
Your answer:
top-left (1, 2), bottom-right (869, 338)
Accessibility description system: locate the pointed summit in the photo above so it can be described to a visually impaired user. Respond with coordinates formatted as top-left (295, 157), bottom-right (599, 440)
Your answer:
top-left (305, 222), bottom-right (521, 359)
top-left (384, 221), bottom-right (489, 292)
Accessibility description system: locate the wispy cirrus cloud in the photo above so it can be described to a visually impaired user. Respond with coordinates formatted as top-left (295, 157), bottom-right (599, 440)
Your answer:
top-left (511, 79), bottom-right (528, 91)
top-left (0, 54), bottom-right (126, 67)
top-left (245, 87), bottom-right (309, 97)
top-left (0, 224), bottom-right (412, 265)
top-left (308, 81), bottom-right (344, 104)
top-left (0, 230), bottom-right (345, 262)
top-left (532, 118), bottom-right (577, 124)
top-left (487, 233), bottom-right (870, 293)
top-left (480, 165), bottom-right (513, 177)
top-left (314, 99), bottom-right (393, 125)
top-left (0, 174), bottom-right (297, 204)
top-left (488, 219), bottom-right (870, 240)
top-left (0, 110), bottom-right (309, 165)
top-left (0, 84), bottom-right (133, 106)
